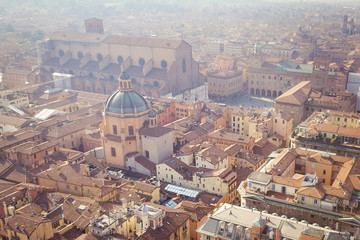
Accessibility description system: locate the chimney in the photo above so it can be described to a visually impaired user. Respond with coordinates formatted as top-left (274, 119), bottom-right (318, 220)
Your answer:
top-left (275, 228), bottom-right (281, 240)
top-left (338, 181), bottom-right (343, 187)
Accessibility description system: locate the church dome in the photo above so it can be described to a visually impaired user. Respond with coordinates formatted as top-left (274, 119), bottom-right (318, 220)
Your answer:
top-left (105, 90), bottom-right (149, 115)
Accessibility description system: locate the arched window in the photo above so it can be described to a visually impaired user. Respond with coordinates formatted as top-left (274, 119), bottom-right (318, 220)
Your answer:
top-left (139, 58), bottom-right (145, 66)
top-left (117, 56), bottom-right (123, 64)
top-left (153, 81), bottom-right (159, 87)
top-left (182, 58), bottom-right (186, 73)
top-left (77, 51), bottom-right (83, 59)
top-left (59, 50), bottom-right (64, 57)
top-left (161, 60), bottom-right (167, 68)
top-left (97, 53), bottom-right (103, 62)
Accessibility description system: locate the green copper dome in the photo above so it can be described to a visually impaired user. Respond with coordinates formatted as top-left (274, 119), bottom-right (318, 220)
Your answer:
top-left (105, 90), bottom-right (149, 115)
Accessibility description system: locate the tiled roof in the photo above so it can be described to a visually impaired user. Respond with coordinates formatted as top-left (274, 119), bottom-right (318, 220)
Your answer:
top-left (133, 181), bottom-right (158, 194)
top-left (272, 175), bottom-right (304, 188)
top-left (224, 144), bottom-right (242, 156)
top-left (137, 211), bottom-right (190, 240)
top-left (6, 141), bottom-right (58, 155)
top-left (36, 163), bottom-right (114, 191)
top-left (322, 185), bottom-right (346, 198)
top-left (197, 145), bottom-right (229, 165)
top-left (135, 156), bottom-right (156, 175)
top-left (161, 157), bottom-right (210, 180)
top-left (268, 149), bottom-right (297, 175)
top-left (0, 115), bottom-right (30, 127)
top-left (46, 114), bottom-right (102, 139)
top-left (175, 201), bottom-right (213, 221)
top-left (332, 159), bottom-right (355, 189)
top-left (275, 81), bottom-right (311, 106)
top-left (0, 129), bottom-right (42, 150)
top-left (50, 31), bottom-right (107, 43)
top-left (296, 185), bottom-right (325, 199)
top-left (0, 165), bottom-right (33, 183)
top-left (208, 129), bottom-right (252, 144)
top-left (139, 126), bottom-right (173, 138)
top-left (104, 35), bottom-right (183, 49)
top-left (6, 213), bottom-right (47, 237)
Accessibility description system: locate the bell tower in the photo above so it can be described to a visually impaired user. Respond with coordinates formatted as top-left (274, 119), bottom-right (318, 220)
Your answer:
top-left (85, 18), bottom-right (104, 34)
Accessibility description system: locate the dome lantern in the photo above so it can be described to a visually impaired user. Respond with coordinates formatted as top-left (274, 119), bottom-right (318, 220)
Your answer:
top-left (105, 71), bottom-right (150, 117)
top-left (118, 70), bottom-right (132, 91)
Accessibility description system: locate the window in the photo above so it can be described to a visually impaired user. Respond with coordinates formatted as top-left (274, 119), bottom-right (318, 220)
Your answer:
top-left (97, 53), bottom-right (103, 62)
top-left (113, 125), bottom-right (117, 135)
top-left (59, 49), bottom-right (64, 57)
top-left (145, 150), bottom-right (149, 158)
top-left (77, 51), bottom-right (83, 59)
top-left (323, 170), bottom-right (326, 175)
top-left (182, 58), bottom-right (186, 73)
top-left (301, 196), bottom-right (305, 201)
top-left (117, 56), bottom-right (123, 64)
top-left (111, 147), bottom-right (116, 157)
top-left (139, 58), bottom-right (145, 66)
top-left (128, 126), bottom-right (134, 136)
top-left (248, 183), bottom-right (252, 189)
top-left (161, 60), bottom-right (167, 68)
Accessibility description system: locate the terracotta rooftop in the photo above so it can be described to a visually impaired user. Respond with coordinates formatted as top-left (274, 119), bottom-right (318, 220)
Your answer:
top-left (0, 115), bottom-right (30, 127)
top-left (6, 141), bottom-right (58, 155)
top-left (36, 163), bottom-right (115, 191)
top-left (274, 81), bottom-right (311, 106)
top-left (175, 200), bottom-right (213, 222)
top-left (296, 185), bottom-right (325, 199)
top-left (137, 211), bottom-right (190, 240)
top-left (197, 145), bottom-right (229, 165)
top-left (6, 213), bottom-right (48, 237)
top-left (139, 126), bottom-right (173, 138)
top-left (47, 113), bottom-right (102, 139)
top-left (272, 175), bottom-right (304, 188)
top-left (208, 129), bottom-right (252, 144)
top-left (51, 31), bottom-right (185, 50)
top-left (0, 129), bottom-right (42, 150)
